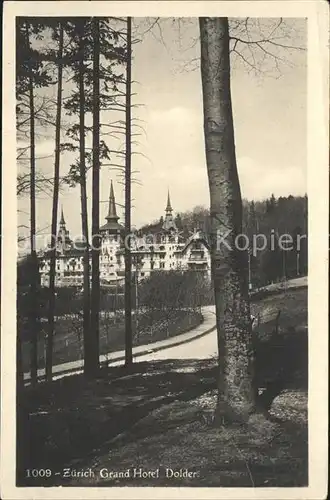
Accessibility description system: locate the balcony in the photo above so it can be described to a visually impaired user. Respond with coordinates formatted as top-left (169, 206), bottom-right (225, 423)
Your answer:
top-left (187, 262), bottom-right (208, 272)
top-left (188, 252), bottom-right (206, 263)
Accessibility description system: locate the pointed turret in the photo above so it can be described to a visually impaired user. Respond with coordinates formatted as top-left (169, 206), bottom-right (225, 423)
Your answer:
top-left (166, 190), bottom-right (173, 213)
top-left (106, 180), bottom-right (119, 222)
top-left (60, 207), bottom-right (66, 226)
top-left (56, 206), bottom-right (72, 253)
top-left (162, 189), bottom-right (177, 233)
top-left (100, 180), bottom-right (124, 235)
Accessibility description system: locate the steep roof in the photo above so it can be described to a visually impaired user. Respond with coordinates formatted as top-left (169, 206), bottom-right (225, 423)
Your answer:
top-left (100, 180), bottom-right (125, 233)
top-left (162, 189), bottom-right (177, 232)
top-left (165, 189), bottom-right (173, 212)
top-left (59, 207), bottom-right (66, 225)
top-left (181, 230), bottom-right (210, 254)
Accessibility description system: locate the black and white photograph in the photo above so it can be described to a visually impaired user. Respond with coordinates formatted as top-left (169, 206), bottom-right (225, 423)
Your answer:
top-left (1, 1), bottom-right (328, 499)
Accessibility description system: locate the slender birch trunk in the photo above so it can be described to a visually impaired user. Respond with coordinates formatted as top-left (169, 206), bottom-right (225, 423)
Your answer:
top-left (77, 22), bottom-right (92, 376)
top-left (125, 16), bottom-right (133, 367)
top-left (90, 17), bottom-right (101, 376)
top-left (46, 22), bottom-right (64, 382)
top-left (199, 17), bottom-right (257, 423)
top-left (26, 22), bottom-right (38, 386)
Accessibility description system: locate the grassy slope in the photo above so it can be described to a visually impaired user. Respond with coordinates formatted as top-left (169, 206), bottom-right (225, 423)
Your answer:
top-left (18, 287), bottom-right (308, 487)
top-left (251, 287), bottom-right (307, 341)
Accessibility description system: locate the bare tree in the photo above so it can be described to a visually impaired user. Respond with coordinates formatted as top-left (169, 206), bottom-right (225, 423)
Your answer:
top-left (17, 170), bottom-right (55, 198)
top-left (135, 17), bottom-right (305, 76)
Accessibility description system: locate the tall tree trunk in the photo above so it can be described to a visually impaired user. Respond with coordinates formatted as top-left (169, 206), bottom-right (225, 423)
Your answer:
top-left (125, 17), bottom-right (133, 367)
top-left (199, 17), bottom-right (257, 423)
top-left (78, 22), bottom-right (92, 376)
top-left (90, 17), bottom-right (101, 376)
top-left (26, 22), bottom-right (38, 386)
top-left (46, 22), bottom-right (64, 382)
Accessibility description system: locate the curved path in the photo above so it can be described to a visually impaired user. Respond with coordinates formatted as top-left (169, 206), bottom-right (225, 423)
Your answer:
top-left (110, 306), bottom-right (217, 368)
top-left (24, 306), bottom-right (217, 382)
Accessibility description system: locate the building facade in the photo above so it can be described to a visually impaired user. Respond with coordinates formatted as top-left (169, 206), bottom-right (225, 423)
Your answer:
top-left (39, 181), bottom-right (211, 287)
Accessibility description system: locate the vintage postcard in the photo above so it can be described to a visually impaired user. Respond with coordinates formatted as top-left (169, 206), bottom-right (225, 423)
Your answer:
top-left (1, 1), bottom-right (329, 499)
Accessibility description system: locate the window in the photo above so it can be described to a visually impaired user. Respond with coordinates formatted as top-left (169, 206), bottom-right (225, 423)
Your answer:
top-left (160, 262), bottom-right (165, 269)
top-left (141, 272), bottom-right (145, 277)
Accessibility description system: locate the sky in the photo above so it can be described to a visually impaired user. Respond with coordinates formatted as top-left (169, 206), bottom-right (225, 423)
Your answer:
top-left (17, 17), bottom-right (307, 250)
